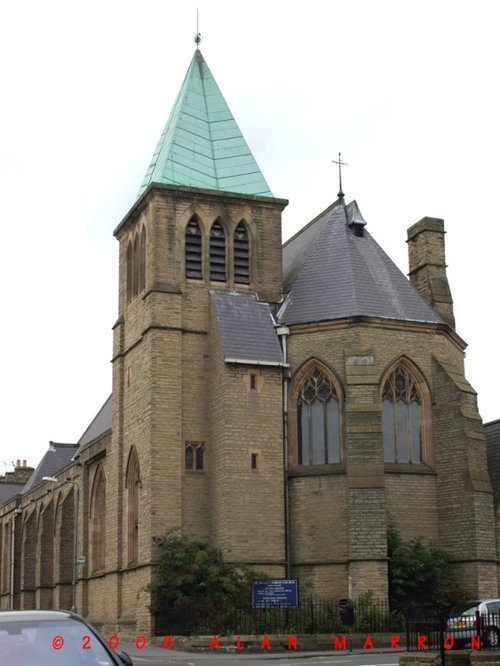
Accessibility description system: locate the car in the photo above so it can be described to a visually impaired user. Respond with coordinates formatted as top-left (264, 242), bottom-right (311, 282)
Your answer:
top-left (447, 599), bottom-right (500, 648)
top-left (0, 609), bottom-right (133, 665)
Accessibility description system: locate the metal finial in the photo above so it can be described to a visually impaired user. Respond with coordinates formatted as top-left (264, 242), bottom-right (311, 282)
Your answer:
top-left (194, 9), bottom-right (202, 47)
top-left (332, 152), bottom-right (348, 199)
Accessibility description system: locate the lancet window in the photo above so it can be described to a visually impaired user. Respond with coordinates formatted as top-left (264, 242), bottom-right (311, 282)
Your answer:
top-left (234, 221), bottom-right (250, 284)
top-left (185, 216), bottom-right (203, 279)
top-left (90, 467), bottom-right (106, 572)
top-left (297, 367), bottom-right (341, 465)
top-left (126, 448), bottom-right (140, 566)
top-left (210, 220), bottom-right (226, 281)
top-left (126, 225), bottom-right (146, 302)
top-left (382, 364), bottom-right (424, 464)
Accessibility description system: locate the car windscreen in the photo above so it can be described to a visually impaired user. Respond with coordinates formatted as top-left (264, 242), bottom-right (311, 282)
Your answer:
top-left (0, 619), bottom-right (116, 665)
top-left (450, 602), bottom-right (481, 616)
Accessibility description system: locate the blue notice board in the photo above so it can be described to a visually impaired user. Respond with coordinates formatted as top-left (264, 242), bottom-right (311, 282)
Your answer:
top-left (252, 579), bottom-right (299, 608)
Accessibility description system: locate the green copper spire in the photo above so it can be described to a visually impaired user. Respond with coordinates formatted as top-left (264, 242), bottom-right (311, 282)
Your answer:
top-left (138, 50), bottom-right (273, 198)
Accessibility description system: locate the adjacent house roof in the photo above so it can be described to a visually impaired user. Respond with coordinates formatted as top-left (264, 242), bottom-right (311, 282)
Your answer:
top-left (138, 49), bottom-right (272, 199)
top-left (0, 483), bottom-right (23, 506)
top-left (278, 200), bottom-right (445, 327)
top-left (486, 419), bottom-right (500, 494)
top-left (210, 291), bottom-right (285, 366)
top-left (23, 443), bottom-right (79, 494)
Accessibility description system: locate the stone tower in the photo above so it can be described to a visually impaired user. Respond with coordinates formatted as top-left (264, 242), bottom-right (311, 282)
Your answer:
top-left (108, 48), bottom-right (288, 631)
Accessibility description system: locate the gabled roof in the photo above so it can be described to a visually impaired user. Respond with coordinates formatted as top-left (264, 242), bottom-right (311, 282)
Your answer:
top-left (73, 395), bottom-right (112, 457)
top-left (23, 443), bottom-right (79, 494)
top-left (210, 291), bottom-right (285, 366)
top-left (278, 200), bottom-right (444, 327)
top-left (138, 49), bottom-right (272, 198)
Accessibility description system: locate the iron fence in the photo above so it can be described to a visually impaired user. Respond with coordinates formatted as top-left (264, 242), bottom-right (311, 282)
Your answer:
top-left (154, 597), bottom-right (404, 636)
top-left (406, 610), bottom-right (500, 652)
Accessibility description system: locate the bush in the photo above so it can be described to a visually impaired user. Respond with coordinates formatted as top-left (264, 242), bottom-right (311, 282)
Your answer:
top-left (147, 531), bottom-right (265, 614)
top-left (387, 524), bottom-right (465, 615)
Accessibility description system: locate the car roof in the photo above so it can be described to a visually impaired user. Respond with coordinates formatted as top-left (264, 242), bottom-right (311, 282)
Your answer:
top-left (0, 610), bottom-right (75, 623)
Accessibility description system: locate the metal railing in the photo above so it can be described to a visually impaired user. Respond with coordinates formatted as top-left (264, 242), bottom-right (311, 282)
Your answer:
top-left (154, 597), bottom-right (404, 637)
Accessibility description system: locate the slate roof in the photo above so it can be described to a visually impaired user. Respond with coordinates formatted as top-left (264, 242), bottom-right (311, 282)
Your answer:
top-left (73, 395), bottom-right (112, 457)
top-left (138, 49), bottom-right (272, 199)
top-left (278, 200), bottom-right (444, 327)
top-left (0, 483), bottom-right (23, 506)
top-left (210, 291), bottom-right (285, 366)
top-left (486, 419), bottom-right (500, 494)
top-left (22, 443), bottom-right (79, 494)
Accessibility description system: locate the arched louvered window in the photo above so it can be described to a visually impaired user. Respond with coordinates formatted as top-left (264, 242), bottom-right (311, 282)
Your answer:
top-left (132, 235), bottom-right (139, 297)
top-left (185, 216), bottom-right (203, 279)
top-left (210, 220), bottom-right (226, 282)
top-left (126, 448), bottom-right (140, 566)
top-left (297, 367), bottom-right (341, 465)
top-left (126, 241), bottom-right (133, 302)
top-left (138, 227), bottom-right (146, 293)
top-left (382, 364), bottom-right (423, 463)
top-left (90, 467), bottom-right (106, 572)
top-left (234, 221), bottom-right (250, 284)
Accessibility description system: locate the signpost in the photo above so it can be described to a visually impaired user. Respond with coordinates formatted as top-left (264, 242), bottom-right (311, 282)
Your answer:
top-left (252, 579), bottom-right (299, 608)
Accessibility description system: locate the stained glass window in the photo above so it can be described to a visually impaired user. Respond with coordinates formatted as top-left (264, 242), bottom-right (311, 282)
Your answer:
top-left (382, 366), bottom-right (422, 463)
top-left (297, 368), bottom-right (341, 465)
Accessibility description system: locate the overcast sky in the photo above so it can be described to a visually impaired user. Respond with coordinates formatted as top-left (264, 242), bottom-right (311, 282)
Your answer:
top-left (1, 0), bottom-right (498, 473)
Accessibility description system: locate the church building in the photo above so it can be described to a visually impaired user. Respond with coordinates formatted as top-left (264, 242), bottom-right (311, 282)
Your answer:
top-left (0, 46), bottom-right (497, 636)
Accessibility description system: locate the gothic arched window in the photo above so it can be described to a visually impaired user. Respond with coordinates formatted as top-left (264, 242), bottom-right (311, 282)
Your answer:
top-left (126, 448), bottom-right (140, 566)
top-left (234, 221), bottom-right (250, 284)
top-left (132, 235), bottom-right (139, 297)
top-left (297, 367), bottom-right (341, 465)
top-left (126, 241), bottom-right (133, 302)
top-left (138, 226), bottom-right (146, 293)
top-left (90, 467), bottom-right (106, 572)
top-left (382, 364), bottom-right (423, 463)
top-left (185, 216), bottom-right (203, 279)
top-left (210, 220), bottom-right (226, 282)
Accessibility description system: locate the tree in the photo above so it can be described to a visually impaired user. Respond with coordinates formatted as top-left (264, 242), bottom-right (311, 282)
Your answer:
top-left (147, 531), bottom-right (264, 614)
top-left (387, 524), bottom-right (464, 614)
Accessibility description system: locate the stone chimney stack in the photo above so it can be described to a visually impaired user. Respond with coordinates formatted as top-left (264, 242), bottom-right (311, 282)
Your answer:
top-left (407, 216), bottom-right (455, 328)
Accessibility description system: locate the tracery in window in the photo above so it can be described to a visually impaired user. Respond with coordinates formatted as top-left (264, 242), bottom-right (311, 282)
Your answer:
top-left (126, 448), bottom-right (140, 566)
top-left (185, 216), bottom-right (203, 279)
top-left (210, 220), bottom-right (226, 281)
top-left (234, 221), bottom-right (250, 284)
top-left (297, 367), bottom-right (341, 465)
top-left (382, 365), bottom-right (423, 463)
top-left (185, 441), bottom-right (205, 471)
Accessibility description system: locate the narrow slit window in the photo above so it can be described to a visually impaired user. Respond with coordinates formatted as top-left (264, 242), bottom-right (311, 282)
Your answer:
top-left (250, 373), bottom-right (257, 390)
top-left (185, 217), bottom-right (203, 279)
top-left (234, 222), bottom-right (250, 284)
top-left (251, 453), bottom-right (258, 470)
top-left (210, 220), bottom-right (226, 281)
